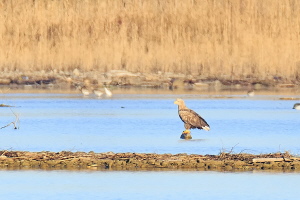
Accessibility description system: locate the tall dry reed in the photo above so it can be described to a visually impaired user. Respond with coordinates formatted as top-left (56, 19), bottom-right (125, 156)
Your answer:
top-left (1, 0), bottom-right (300, 80)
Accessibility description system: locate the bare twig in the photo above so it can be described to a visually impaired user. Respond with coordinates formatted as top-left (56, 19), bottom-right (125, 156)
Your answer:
top-left (0, 111), bottom-right (19, 129)
top-left (0, 118), bottom-right (19, 130)
top-left (219, 143), bottom-right (240, 159)
top-left (0, 88), bottom-right (20, 130)
top-left (10, 108), bottom-right (20, 129)
top-left (0, 150), bottom-right (7, 156)
top-left (228, 143), bottom-right (239, 154)
top-left (238, 149), bottom-right (252, 155)
top-left (1, 122), bottom-right (14, 129)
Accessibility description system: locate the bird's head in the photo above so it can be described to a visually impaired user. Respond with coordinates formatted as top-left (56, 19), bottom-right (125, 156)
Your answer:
top-left (174, 98), bottom-right (184, 105)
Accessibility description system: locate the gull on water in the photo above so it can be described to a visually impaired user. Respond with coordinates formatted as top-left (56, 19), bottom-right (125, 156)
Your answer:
top-left (293, 103), bottom-right (300, 110)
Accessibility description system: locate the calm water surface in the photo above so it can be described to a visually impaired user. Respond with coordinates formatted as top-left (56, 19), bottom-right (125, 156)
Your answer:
top-left (0, 93), bottom-right (299, 155)
top-left (0, 92), bottom-right (300, 199)
top-left (0, 170), bottom-right (300, 200)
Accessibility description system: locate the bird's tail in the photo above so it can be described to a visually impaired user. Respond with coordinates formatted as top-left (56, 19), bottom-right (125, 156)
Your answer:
top-left (202, 126), bottom-right (210, 131)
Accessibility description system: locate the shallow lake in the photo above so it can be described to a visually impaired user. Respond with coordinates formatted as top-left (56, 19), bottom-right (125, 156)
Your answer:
top-left (0, 170), bottom-right (300, 200)
top-left (0, 91), bottom-right (300, 199)
top-left (0, 92), bottom-right (299, 155)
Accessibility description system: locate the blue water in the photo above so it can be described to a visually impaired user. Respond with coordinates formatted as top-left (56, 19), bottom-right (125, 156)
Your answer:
top-left (0, 93), bottom-right (299, 155)
top-left (1, 92), bottom-right (300, 199)
top-left (0, 170), bottom-right (300, 200)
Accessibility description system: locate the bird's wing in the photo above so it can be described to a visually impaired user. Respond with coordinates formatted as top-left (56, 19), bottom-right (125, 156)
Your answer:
top-left (179, 109), bottom-right (209, 129)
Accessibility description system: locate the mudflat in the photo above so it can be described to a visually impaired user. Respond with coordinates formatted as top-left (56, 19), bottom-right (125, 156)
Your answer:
top-left (0, 151), bottom-right (299, 172)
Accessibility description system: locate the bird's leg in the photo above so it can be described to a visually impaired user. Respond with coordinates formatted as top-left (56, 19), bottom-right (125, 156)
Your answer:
top-left (182, 129), bottom-right (191, 134)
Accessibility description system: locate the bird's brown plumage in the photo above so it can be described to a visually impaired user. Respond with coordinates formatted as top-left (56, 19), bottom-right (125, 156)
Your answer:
top-left (174, 98), bottom-right (210, 131)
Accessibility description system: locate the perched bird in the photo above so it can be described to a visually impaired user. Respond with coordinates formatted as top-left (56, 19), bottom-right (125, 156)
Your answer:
top-left (94, 89), bottom-right (103, 97)
top-left (104, 87), bottom-right (112, 97)
top-left (293, 103), bottom-right (300, 110)
top-left (174, 98), bottom-right (210, 139)
top-left (76, 86), bottom-right (90, 96)
top-left (247, 90), bottom-right (255, 97)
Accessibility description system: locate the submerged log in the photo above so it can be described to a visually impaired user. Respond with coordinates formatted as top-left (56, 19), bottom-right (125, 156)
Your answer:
top-left (0, 104), bottom-right (14, 107)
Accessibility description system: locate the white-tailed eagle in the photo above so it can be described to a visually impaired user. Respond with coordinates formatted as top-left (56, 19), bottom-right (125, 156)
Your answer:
top-left (174, 98), bottom-right (210, 138)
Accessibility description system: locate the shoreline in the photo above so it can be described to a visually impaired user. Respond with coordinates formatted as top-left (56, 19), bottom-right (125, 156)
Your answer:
top-left (0, 151), bottom-right (299, 172)
top-left (0, 70), bottom-right (299, 94)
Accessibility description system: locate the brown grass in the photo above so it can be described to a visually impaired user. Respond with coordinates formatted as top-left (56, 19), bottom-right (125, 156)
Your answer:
top-left (1, 0), bottom-right (300, 81)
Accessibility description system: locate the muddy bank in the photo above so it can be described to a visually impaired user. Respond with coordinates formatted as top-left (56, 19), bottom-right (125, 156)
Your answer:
top-left (0, 69), bottom-right (299, 93)
top-left (0, 151), bottom-right (300, 172)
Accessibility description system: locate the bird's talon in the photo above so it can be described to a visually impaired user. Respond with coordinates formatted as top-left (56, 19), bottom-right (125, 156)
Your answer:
top-left (182, 130), bottom-right (191, 134)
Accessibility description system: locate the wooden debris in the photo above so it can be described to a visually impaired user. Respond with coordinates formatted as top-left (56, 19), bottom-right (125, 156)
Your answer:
top-left (253, 157), bottom-right (300, 163)
top-left (253, 158), bottom-right (285, 163)
top-left (0, 104), bottom-right (14, 107)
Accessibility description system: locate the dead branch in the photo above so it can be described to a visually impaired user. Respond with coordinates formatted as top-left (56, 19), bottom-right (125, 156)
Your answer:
top-left (0, 116), bottom-right (19, 130)
top-left (229, 143), bottom-right (239, 154)
top-left (0, 88), bottom-right (20, 130)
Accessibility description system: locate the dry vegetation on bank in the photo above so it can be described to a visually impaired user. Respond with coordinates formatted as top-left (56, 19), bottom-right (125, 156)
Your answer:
top-left (1, 0), bottom-right (300, 82)
top-left (0, 151), bottom-right (299, 171)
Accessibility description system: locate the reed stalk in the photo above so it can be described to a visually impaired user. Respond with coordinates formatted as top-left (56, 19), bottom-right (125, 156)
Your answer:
top-left (0, 0), bottom-right (300, 81)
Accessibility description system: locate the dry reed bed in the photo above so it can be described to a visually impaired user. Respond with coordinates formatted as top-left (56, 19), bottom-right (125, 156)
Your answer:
top-left (1, 0), bottom-right (300, 82)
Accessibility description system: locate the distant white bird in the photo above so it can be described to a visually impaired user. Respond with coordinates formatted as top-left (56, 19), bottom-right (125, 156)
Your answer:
top-left (247, 90), bottom-right (255, 97)
top-left (293, 103), bottom-right (300, 110)
top-left (94, 90), bottom-right (103, 97)
top-left (104, 87), bottom-right (112, 97)
top-left (81, 88), bottom-right (89, 96)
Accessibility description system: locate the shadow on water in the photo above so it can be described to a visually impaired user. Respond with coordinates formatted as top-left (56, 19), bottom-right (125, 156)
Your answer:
top-left (178, 139), bottom-right (206, 142)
